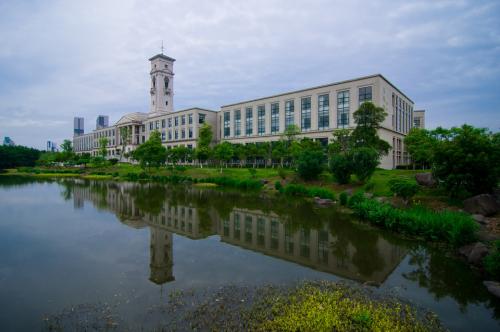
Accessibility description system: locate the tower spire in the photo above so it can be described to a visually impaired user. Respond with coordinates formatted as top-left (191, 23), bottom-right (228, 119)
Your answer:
top-left (161, 40), bottom-right (164, 54)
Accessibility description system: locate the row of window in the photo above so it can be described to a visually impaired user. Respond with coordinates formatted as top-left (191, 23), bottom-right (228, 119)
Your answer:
top-left (148, 113), bottom-right (206, 131)
top-left (392, 94), bottom-right (413, 134)
top-left (160, 127), bottom-right (194, 141)
top-left (93, 128), bottom-right (115, 139)
top-left (222, 87), bottom-right (371, 138)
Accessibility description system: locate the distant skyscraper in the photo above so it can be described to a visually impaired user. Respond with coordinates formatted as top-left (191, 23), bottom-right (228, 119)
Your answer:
top-left (74, 117), bottom-right (84, 136)
top-left (96, 115), bottom-right (109, 129)
top-left (46, 141), bottom-right (57, 152)
top-left (3, 137), bottom-right (15, 146)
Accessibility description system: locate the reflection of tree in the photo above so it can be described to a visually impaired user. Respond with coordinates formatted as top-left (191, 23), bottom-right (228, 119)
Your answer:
top-left (403, 246), bottom-right (500, 317)
top-left (128, 183), bottom-right (167, 216)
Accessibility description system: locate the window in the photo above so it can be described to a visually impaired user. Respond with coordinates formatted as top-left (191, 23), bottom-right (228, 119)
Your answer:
top-left (337, 91), bottom-right (350, 127)
top-left (188, 113), bottom-right (193, 124)
top-left (301, 97), bottom-right (311, 131)
top-left (168, 118), bottom-right (172, 128)
top-left (199, 113), bottom-right (206, 124)
top-left (271, 102), bottom-right (279, 134)
top-left (155, 120), bottom-right (160, 129)
top-left (174, 130), bottom-right (178, 140)
top-left (181, 129), bottom-right (185, 139)
top-left (285, 100), bottom-right (294, 129)
top-left (181, 115), bottom-right (186, 125)
top-left (189, 127), bottom-right (193, 138)
top-left (161, 131), bottom-right (166, 141)
top-left (149, 122), bottom-right (153, 130)
top-left (414, 118), bottom-right (420, 127)
top-left (257, 105), bottom-right (265, 136)
top-left (223, 112), bottom-right (230, 137)
top-left (245, 107), bottom-right (253, 136)
top-left (359, 86), bottom-right (372, 105)
top-left (318, 94), bottom-right (329, 129)
top-left (174, 117), bottom-right (179, 126)
top-left (234, 110), bottom-right (241, 137)
top-left (168, 130), bottom-right (172, 140)
top-left (161, 119), bottom-right (166, 128)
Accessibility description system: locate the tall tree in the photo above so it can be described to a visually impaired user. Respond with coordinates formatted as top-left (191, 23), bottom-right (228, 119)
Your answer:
top-left (195, 123), bottom-right (213, 167)
top-left (61, 139), bottom-right (73, 153)
top-left (213, 142), bottom-right (234, 172)
top-left (351, 102), bottom-right (390, 155)
top-left (404, 128), bottom-right (436, 169)
top-left (119, 126), bottom-right (132, 161)
top-left (131, 131), bottom-right (167, 170)
top-left (98, 137), bottom-right (109, 159)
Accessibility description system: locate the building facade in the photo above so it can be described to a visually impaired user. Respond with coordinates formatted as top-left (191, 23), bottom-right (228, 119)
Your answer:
top-left (413, 109), bottom-right (426, 129)
top-left (74, 53), bottom-right (418, 168)
top-left (96, 115), bottom-right (109, 130)
top-left (74, 117), bottom-right (84, 136)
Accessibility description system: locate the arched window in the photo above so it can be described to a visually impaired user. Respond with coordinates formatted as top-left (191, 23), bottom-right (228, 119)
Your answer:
top-left (164, 77), bottom-right (169, 90)
top-left (152, 76), bottom-right (156, 88)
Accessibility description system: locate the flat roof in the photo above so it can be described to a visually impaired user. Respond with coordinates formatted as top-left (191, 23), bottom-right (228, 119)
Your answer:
top-left (221, 74), bottom-right (413, 108)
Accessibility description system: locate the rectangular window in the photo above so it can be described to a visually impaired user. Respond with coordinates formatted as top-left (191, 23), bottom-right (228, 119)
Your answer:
top-left (161, 119), bottom-right (166, 128)
top-left (257, 105), bottom-right (265, 136)
top-left (156, 121), bottom-right (160, 129)
top-left (301, 97), bottom-right (311, 131)
top-left (199, 113), bottom-right (206, 124)
top-left (168, 130), bottom-right (172, 140)
top-left (168, 118), bottom-right (172, 128)
top-left (175, 130), bottom-right (178, 140)
top-left (245, 107), bottom-right (253, 136)
top-left (149, 122), bottom-right (153, 130)
top-left (234, 110), bottom-right (241, 137)
top-left (359, 86), bottom-right (372, 105)
top-left (337, 91), bottom-right (350, 128)
top-left (181, 115), bottom-right (186, 125)
top-left (188, 114), bottom-right (193, 124)
top-left (318, 94), bottom-right (329, 130)
top-left (285, 100), bottom-right (294, 129)
top-left (223, 112), bottom-right (230, 138)
top-left (181, 129), bottom-right (185, 139)
top-left (161, 131), bottom-right (166, 141)
top-left (271, 102), bottom-right (279, 134)
top-left (189, 127), bottom-right (193, 138)
top-left (174, 117), bottom-right (179, 126)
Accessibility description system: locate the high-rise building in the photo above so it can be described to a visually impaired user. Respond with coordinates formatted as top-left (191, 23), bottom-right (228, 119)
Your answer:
top-left (96, 115), bottom-right (109, 129)
top-left (46, 141), bottom-right (57, 152)
top-left (3, 137), bottom-right (15, 146)
top-left (74, 117), bottom-right (84, 136)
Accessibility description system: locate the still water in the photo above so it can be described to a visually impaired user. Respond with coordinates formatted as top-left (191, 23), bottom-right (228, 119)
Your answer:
top-left (0, 176), bottom-right (499, 331)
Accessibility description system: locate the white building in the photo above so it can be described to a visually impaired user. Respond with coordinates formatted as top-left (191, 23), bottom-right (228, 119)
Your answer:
top-left (74, 52), bottom-right (418, 168)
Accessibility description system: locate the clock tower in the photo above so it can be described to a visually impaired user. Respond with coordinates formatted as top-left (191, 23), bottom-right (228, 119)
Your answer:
top-left (149, 53), bottom-right (175, 113)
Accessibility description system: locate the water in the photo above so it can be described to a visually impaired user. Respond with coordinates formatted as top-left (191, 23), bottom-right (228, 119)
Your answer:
top-left (0, 176), bottom-right (498, 331)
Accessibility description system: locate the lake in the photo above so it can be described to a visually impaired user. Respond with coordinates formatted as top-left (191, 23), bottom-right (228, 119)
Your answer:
top-left (0, 176), bottom-right (499, 331)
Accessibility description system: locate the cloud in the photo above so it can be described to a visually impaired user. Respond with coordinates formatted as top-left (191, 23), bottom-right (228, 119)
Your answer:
top-left (0, 0), bottom-right (499, 148)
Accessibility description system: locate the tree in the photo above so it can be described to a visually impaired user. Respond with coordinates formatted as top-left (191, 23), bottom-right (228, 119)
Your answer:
top-left (119, 126), bottom-right (132, 161)
top-left (330, 153), bottom-right (352, 184)
top-left (328, 129), bottom-right (352, 155)
top-left (196, 123), bottom-right (213, 167)
top-left (432, 125), bottom-right (500, 197)
top-left (297, 148), bottom-right (325, 181)
top-left (350, 147), bottom-right (379, 182)
top-left (351, 102), bottom-right (390, 155)
top-left (233, 144), bottom-right (247, 167)
top-left (0, 145), bottom-right (41, 169)
top-left (389, 179), bottom-right (419, 205)
top-left (404, 128), bottom-right (436, 169)
top-left (131, 131), bottom-right (167, 170)
top-left (61, 139), bottom-right (73, 153)
top-left (98, 137), bottom-right (109, 159)
top-left (213, 142), bottom-right (234, 172)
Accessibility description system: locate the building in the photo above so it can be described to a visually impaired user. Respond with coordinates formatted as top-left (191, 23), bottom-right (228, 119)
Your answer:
top-left (96, 115), bottom-right (109, 130)
top-left (74, 117), bottom-right (84, 136)
top-left (73, 52), bottom-right (418, 168)
top-left (47, 141), bottom-right (58, 152)
top-left (413, 110), bottom-right (425, 129)
top-left (3, 136), bottom-right (15, 146)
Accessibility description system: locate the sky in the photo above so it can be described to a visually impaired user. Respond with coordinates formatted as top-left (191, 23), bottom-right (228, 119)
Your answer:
top-left (0, 0), bottom-right (499, 149)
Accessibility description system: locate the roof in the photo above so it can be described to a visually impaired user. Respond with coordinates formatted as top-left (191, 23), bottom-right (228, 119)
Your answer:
top-left (146, 108), bottom-right (217, 120)
top-left (149, 53), bottom-right (176, 62)
top-left (221, 74), bottom-right (413, 108)
top-left (115, 112), bottom-right (148, 125)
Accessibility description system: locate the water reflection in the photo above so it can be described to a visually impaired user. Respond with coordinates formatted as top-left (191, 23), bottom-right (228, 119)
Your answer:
top-left (65, 179), bottom-right (406, 285)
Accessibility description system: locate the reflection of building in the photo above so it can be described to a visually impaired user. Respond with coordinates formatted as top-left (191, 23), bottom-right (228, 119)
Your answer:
top-left (149, 227), bottom-right (174, 284)
top-left (70, 181), bottom-right (406, 284)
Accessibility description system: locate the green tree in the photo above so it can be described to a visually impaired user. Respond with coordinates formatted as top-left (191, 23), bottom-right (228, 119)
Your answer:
top-left (389, 178), bottom-right (419, 205)
top-left (351, 147), bottom-right (379, 182)
top-left (330, 153), bottom-right (352, 184)
top-left (328, 129), bottom-right (352, 155)
top-left (0, 145), bottom-right (41, 169)
top-left (297, 148), bottom-right (325, 181)
top-left (351, 102), bottom-right (390, 155)
top-left (98, 137), bottom-right (109, 159)
top-left (233, 144), bottom-right (247, 167)
top-left (196, 123), bottom-right (213, 167)
top-left (131, 131), bottom-right (167, 170)
top-left (61, 139), bottom-right (73, 153)
top-left (119, 126), bottom-right (132, 161)
top-left (213, 142), bottom-right (234, 172)
top-left (404, 128), bottom-right (436, 169)
top-left (432, 125), bottom-right (500, 197)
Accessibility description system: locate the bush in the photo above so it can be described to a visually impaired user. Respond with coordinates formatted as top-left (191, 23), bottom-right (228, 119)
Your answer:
top-left (109, 158), bottom-right (119, 165)
top-left (484, 241), bottom-right (500, 280)
top-left (349, 194), bottom-right (477, 246)
top-left (247, 168), bottom-right (257, 179)
top-left (389, 178), bottom-right (419, 203)
top-left (274, 181), bottom-right (283, 192)
top-left (351, 147), bottom-right (379, 182)
top-left (330, 154), bottom-right (352, 184)
top-left (283, 183), bottom-right (309, 196)
top-left (277, 168), bottom-right (287, 180)
top-left (308, 187), bottom-right (335, 200)
top-left (364, 181), bottom-right (375, 192)
top-left (297, 149), bottom-right (325, 181)
top-left (281, 184), bottom-right (335, 200)
top-left (339, 192), bottom-right (348, 206)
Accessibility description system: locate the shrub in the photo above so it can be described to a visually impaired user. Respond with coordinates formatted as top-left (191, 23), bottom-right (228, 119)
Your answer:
top-left (364, 181), bottom-right (375, 192)
top-left (308, 186), bottom-right (335, 200)
top-left (108, 158), bottom-right (119, 165)
top-left (351, 147), bottom-right (379, 182)
top-left (329, 153), bottom-right (352, 184)
top-left (297, 149), bottom-right (325, 181)
top-left (281, 184), bottom-right (335, 200)
top-left (389, 178), bottom-right (419, 203)
top-left (274, 181), bottom-right (283, 192)
top-left (339, 192), bottom-right (348, 206)
top-left (277, 168), bottom-right (287, 180)
top-left (283, 183), bottom-right (309, 196)
top-left (349, 194), bottom-right (477, 246)
top-left (247, 168), bottom-right (257, 179)
top-left (484, 241), bottom-right (500, 280)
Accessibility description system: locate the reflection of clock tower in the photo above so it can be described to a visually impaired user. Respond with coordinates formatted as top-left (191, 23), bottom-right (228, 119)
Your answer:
top-left (149, 227), bottom-right (175, 285)
top-left (149, 53), bottom-right (175, 114)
